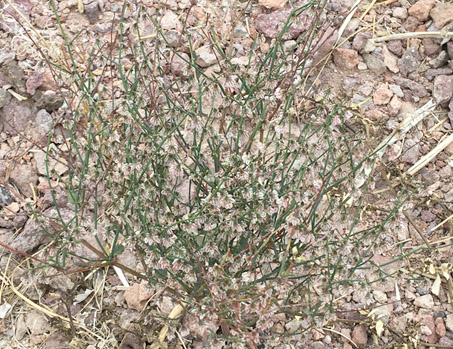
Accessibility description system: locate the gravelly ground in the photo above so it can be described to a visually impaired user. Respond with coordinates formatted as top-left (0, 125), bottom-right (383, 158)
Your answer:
top-left (0, 0), bottom-right (453, 348)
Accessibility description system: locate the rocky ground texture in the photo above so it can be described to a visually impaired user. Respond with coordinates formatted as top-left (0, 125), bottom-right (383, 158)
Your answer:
top-left (0, 0), bottom-right (453, 348)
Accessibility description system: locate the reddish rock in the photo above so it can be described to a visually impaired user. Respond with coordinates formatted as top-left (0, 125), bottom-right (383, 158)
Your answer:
top-left (352, 32), bottom-right (370, 52)
top-left (396, 77), bottom-right (428, 97)
top-left (420, 314), bottom-right (438, 344)
top-left (374, 85), bottom-right (393, 105)
top-left (433, 75), bottom-right (453, 105)
top-left (352, 325), bottom-right (368, 347)
top-left (403, 16), bottom-right (422, 32)
top-left (333, 48), bottom-right (359, 70)
top-left (383, 45), bottom-right (399, 73)
top-left (309, 26), bottom-right (338, 68)
top-left (255, 9), bottom-right (310, 39)
top-left (365, 108), bottom-right (385, 120)
top-left (26, 72), bottom-right (43, 95)
top-left (435, 317), bottom-right (446, 337)
top-left (0, 100), bottom-right (35, 135)
top-left (387, 40), bottom-right (405, 56)
top-left (422, 38), bottom-right (441, 57)
top-left (10, 164), bottom-right (37, 197)
top-left (10, 207), bottom-right (74, 253)
top-left (408, 0), bottom-right (436, 21)
top-left (123, 281), bottom-right (153, 312)
top-left (430, 3), bottom-right (453, 29)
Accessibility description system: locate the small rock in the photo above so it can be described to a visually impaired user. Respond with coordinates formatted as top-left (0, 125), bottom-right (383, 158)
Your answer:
top-left (283, 40), bottom-right (297, 52)
top-left (35, 109), bottom-right (53, 136)
top-left (26, 72), bottom-right (43, 95)
top-left (233, 24), bottom-right (248, 38)
top-left (447, 41), bottom-right (453, 59)
top-left (0, 48), bottom-right (15, 65)
top-left (171, 52), bottom-right (190, 77)
top-left (33, 90), bottom-right (64, 112)
top-left (357, 62), bottom-right (367, 70)
top-left (352, 33), bottom-right (370, 52)
top-left (422, 38), bottom-right (441, 57)
top-left (430, 51), bottom-right (449, 69)
top-left (421, 169), bottom-right (440, 185)
top-left (342, 76), bottom-right (361, 95)
top-left (333, 48), bottom-right (359, 70)
top-left (374, 85), bottom-right (393, 105)
top-left (352, 325), bottom-right (368, 347)
top-left (255, 9), bottom-right (310, 39)
top-left (10, 164), bottom-right (38, 197)
top-left (435, 318), bottom-right (446, 337)
top-left (433, 75), bottom-right (453, 105)
top-left (439, 337), bottom-right (453, 347)
top-left (396, 77), bottom-right (428, 97)
top-left (309, 26), bottom-right (338, 68)
top-left (425, 67), bottom-right (453, 81)
top-left (1, 59), bottom-right (26, 93)
top-left (399, 47), bottom-right (421, 75)
top-left (11, 207), bottom-right (74, 253)
top-left (0, 186), bottom-right (14, 206)
top-left (363, 54), bottom-right (386, 74)
top-left (372, 305), bottom-right (391, 323)
top-left (258, 0), bottom-right (287, 10)
top-left (362, 39), bottom-right (376, 54)
top-left (421, 314), bottom-right (438, 343)
top-left (393, 7), bottom-right (408, 20)
top-left (195, 46), bottom-right (217, 67)
top-left (413, 294), bottom-right (434, 308)
top-left (183, 313), bottom-right (219, 338)
top-left (160, 11), bottom-right (180, 31)
top-left (34, 148), bottom-right (68, 176)
top-left (40, 71), bottom-right (58, 91)
top-left (435, 311), bottom-right (447, 319)
top-left (430, 3), bottom-right (453, 29)
top-left (389, 96), bottom-right (402, 115)
top-left (15, 315), bottom-right (27, 340)
top-left (0, 88), bottom-right (11, 108)
top-left (389, 84), bottom-right (404, 97)
top-left (445, 188), bottom-right (453, 203)
top-left (383, 45), bottom-right (399, 73)
top-left (123, 281), bottom-right (153, 312)
top-left (25, 310), bottom-right (50, 335)
top-left (343, 17), bottom-right (360, 37)
top-left (408, 0), bottom-right (436, 21)
top-left (84, 0), bottom-right (101, 24)
top-left (403, 16), bottom-right (422, 32)
top-left (358, 81), bottom-right (374, 96)
top-left (387, 40), bottom-right (405, 56)
top-left (420, 210), bottom-right (436, 222)
top-left (163, 30), bottom-right (187, 48)
top-left (416, 286), bottom-right (430, 295)
top-left (446, 314), bottom-right (453, 332)
top-left (0, 100), bottom-right (35, 135)
top-left (373, 290), bottom-right (388, 303)
top-left (231, 56), bottom-right (249, 65)
top-left (401, 139), bottom-right (420, 164)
